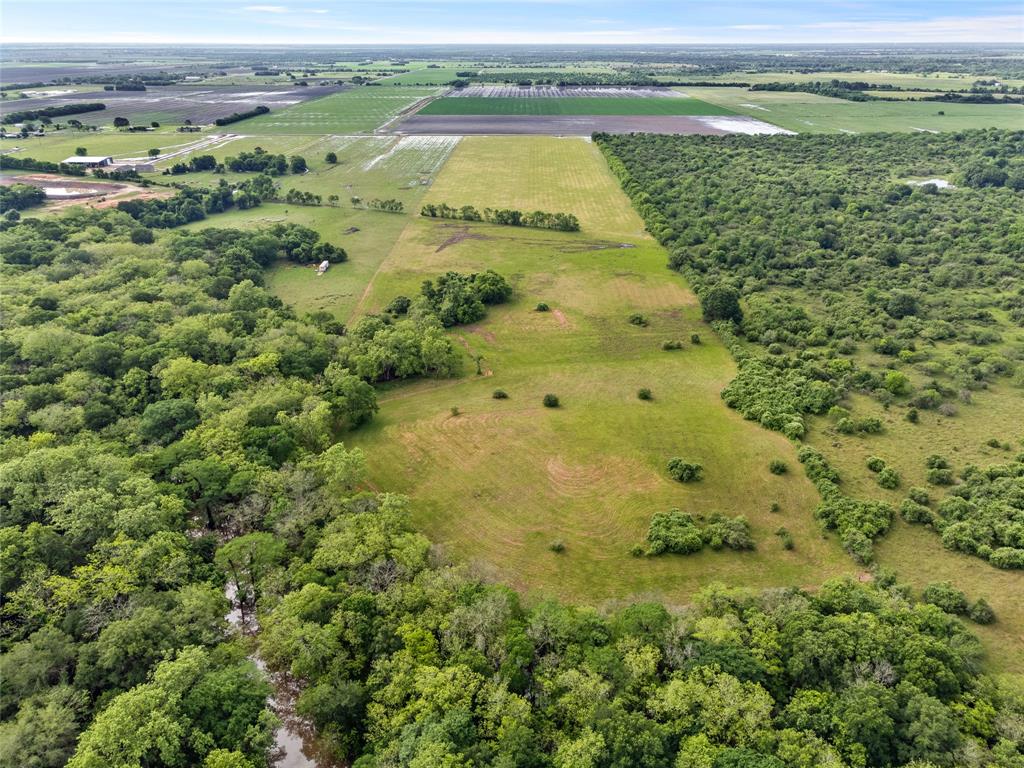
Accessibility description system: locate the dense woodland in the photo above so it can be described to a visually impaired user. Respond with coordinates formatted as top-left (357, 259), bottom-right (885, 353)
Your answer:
top-left (597, 128), bottom-right (1024, 567)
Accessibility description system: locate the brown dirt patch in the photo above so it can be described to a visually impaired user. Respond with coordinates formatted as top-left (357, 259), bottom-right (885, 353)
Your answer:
top-left (551, 309), bottom-right (570, 328)
top-left (434, 224), bottom-right (496, 252)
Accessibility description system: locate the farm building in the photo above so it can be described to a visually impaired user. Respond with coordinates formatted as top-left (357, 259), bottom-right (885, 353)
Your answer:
top-left (62, 155), bottom-right (113, 168)
top-left (317, 260), bottom-right (330, 274)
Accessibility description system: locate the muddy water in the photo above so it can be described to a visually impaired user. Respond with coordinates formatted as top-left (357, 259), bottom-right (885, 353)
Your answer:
top-left (224, 583), bottom-right (343, 768)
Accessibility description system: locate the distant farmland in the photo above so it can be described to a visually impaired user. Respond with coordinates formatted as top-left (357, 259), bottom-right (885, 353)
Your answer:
top-left (418, 96), bottom-right (735, 116)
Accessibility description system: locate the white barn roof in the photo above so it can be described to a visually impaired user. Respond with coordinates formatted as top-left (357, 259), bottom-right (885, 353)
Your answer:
top-left (62, 156), bottom-right (112, 164)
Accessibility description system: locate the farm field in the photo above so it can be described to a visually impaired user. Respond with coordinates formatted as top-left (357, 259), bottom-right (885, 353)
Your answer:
top-left (396, 113), bottom-right (790, 135)
top-left (0, 84), bottom-right (342, 126)
top-left (345, 136), bottom-right (855, 604)
top-left (655, 69), bottom-right (1024, 90)
top-left (418, 95), bottom-right (735, 115)
top-left (241, 85), bottom-right (441, 134)
top-left (681, 86), bottom-right (1024, 132)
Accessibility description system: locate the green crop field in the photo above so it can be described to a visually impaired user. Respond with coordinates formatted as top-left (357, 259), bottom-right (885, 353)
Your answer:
top-left (418, 95), bottom-right (735, 116)
top-left (657, 70), bottom-right (1024, 90)
top-left (241, 85), bottom-right (441, 134)
top-left (343, 136), bottom-right (854, 604)
top-left (681, 86), bottom-right (1024, 133)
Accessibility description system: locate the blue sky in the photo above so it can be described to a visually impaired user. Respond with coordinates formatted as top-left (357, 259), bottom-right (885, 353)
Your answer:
top-left (1, 0), bottom-right (1022, 44)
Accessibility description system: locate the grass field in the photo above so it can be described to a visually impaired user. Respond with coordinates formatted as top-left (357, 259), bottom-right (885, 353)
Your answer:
top-left (343, 136), bottom-right (854, 605)
top-left (681, 86), bottom-right (1024, 133)
top-left (241, 86), bottom-right (441, 134)
top-left (418, 96), bottom-right (735, 116)
top-left (657, 70), bottom-right (1024, 90)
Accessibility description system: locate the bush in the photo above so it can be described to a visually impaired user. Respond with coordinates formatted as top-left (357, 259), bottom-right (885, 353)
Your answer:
top-left (542, 394), bottom-right (559, 408)
top-left (899, 499), bottom-right (933, 524)
top-left (775, 527), bottom-right (794, 550)
top-left (535, 302), bottom-right (549, 312)
top-left (325, 151), bottom-right (337, 163)
top-left (384, 295), bottom-right (411, 315)
top-left (130, 227), bottom-right (155, 245)
top-left (702, 514), bottom-right (754, 551)
top-left (925, 454), bottom-right (950, 469)
top-left (628, 312), bottom-right (649, 327)
top-left (921, 581), bottom-right (968, 615)
top-left (866, 456), bottom-right (886, 473)
top-left (989, 547), bottom-right (1024, 569)
top-left (646, 510), bottom-right (704, 555)
top-left (690, 333), bottom-right (701, 344)
top-left (492, 389), bottom-right (508, 399)
top-left (968, 598), bottom-right (996, 624)
top-left (549, 540), bottom-right (565, 553)
top-left (877, 467), bottom-right (901, 490)
top-left (768, 459), bottom-right (787, 475)
top-left (906, 408), bottom-right (919, 423)
top-left (700, 284), bottom-right (743, 323)
top-left (662, 340), bottom-right (683, 350)
top-left (667, 458), bottom-right (703, 483)
top-left (908, 487), bottom-right (930, 505)
top-left (637, 388), bottom-right (653, 401)
top-left (927, 468), bottom-right (955, 486)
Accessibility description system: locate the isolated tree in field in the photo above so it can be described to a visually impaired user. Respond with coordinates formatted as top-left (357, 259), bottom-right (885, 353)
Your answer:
top-left (147, 148), bottom-right (160, 157)
top-left (113, 116), bottom-right (130, 128)
top-left (700, 284), bottom-right (743, 323)
top-left (543, 394), bottom-right (560, 408)
top-left (325, 151), bottom-right (337, 164)
top-left (74, 146), bottom-right (87, 156)
top-left (289, 155), bottom-right (308, 174)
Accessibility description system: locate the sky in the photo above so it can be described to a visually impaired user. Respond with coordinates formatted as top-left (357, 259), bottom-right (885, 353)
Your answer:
top-left (1, 0), bottom-right (1022, 45)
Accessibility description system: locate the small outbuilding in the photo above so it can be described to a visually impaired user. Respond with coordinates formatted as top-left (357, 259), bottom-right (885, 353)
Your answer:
top-left (62, 156), bottom-right (113, 168)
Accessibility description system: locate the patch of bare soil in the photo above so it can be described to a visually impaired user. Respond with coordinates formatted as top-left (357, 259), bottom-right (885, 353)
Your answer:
top-left (435, 224), bottom-right (497, 252)
top-left (551, 309), bottom-right (570, 328)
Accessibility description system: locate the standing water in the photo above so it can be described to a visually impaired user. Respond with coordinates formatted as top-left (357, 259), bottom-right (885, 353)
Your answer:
top-left (224, 583), bottom-right (343, 768)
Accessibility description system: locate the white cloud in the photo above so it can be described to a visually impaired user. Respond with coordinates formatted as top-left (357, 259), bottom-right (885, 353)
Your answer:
top-left (730, 24), bottom-right (784, 30)
top-left (243, 5), bottom-right (288, 12)
top-left (310, 8), bottom-right (329, 12)
top-left (798, 14), bottom-right (1023, 42)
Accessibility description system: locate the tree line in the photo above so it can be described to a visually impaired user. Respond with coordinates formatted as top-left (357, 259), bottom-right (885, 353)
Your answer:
top-left (2, 102), bottom-right (106, 124)
top-left (421, 202), bottom-right (580, 231)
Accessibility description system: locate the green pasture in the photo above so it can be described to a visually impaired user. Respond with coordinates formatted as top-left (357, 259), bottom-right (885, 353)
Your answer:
top-left (681, 86), bottom-right (1024, 133)
top-left (241, 86), bottom-right (441, 134)
top-left (343, 136), bottom-right (853, 605)
top-left (418, 96), bottom-right (735, 116)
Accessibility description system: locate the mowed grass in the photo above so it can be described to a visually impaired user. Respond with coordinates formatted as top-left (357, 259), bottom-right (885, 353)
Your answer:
top-left (345, 136), bottom-right (853, 605)
top-left (242, 86), bottom-right (441, 134)
top-left (418, 96), bottom-right (735, 116)
top-left (179, 135), bottom-right (460, 320)
top-left (658, 70), bottom-right (1024, 90)
top-left (682, 87), bottom-right (1024, 133)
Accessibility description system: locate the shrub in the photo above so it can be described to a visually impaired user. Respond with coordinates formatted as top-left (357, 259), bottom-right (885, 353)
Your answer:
top-left (549, 540), bottom-right (565, 553)
top-left (877, 467), bottom-right (901, 490)
top-left (925, 454), bottom-right (950, 469)
top-left (630, 544), bottom-right (646, 557)
top-left (542, 394), bottom-right (559, 408)
top-left (646, 510), bottom-right (704, 555)
top-left (449, 406), bottom-right (460, 417)
top-left (324, 151), bottom-right (337, 163)
top-left (492, 389), bottom-right (508, 399)
top-left (899, 499), bottom-right (933, 524)
top-left (662, 340), bottom-right (683, 350)
top-left (667, 458), bottom-right (703, 483)
top-left (906, 408), bottom-right (919, 423)
top-left (637, 388), bottom-right (653, 401)
top-left (927, 468), bottom-right (955, 486)
top-left (989, 547), bottom-right (1024, 569)
top-left (769, 459), bottom-right (787, 475)
top-left (769, 502), bottom-right (781, 513)
top-left (968, 598), bottom-right (996, 624)
top-left (628, 312), bottom-right (648, 327)
top-left (866, 456), bottom-right (886, 473)
top-left (702, 514), bottom-right (754, 551)
top-left (775, 527), bottom-right (794, 550)
top-left (908, 487), bottom-right (930, 505)
top-left (535, 302), bottom-right (549, 312)
top-left (922, 581), bottom-right (968, 615)
top-left (690, 333), bottom-right (701, 344)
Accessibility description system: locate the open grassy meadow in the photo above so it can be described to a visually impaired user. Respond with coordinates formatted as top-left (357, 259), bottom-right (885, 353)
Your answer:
top-left (241, 85), bottom-right (441, 134)
top-left (418, 96), bottom-right (735, 115)
top-left (684, 86), bottom-right (1024, 133)
top-left (343, 136), bottom-right (855, 604)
